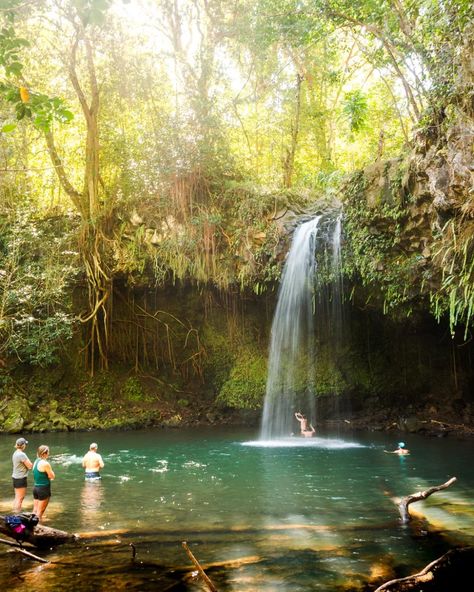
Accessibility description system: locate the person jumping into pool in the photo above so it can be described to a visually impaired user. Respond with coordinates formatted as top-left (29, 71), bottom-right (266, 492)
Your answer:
top-left (82, 442), bottom-right (105, 480)
top-left (384, 442), bottom-right (410, 455)
top-left (295, 412), bottom-right (316, 437)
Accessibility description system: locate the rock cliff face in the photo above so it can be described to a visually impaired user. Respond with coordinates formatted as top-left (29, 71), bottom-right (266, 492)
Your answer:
top-left (405, 33), bottom-right (474, 260)
top-left (344, 26), bottom-right (474, 329)
top-left (337, 27), bottom-right (474, 430)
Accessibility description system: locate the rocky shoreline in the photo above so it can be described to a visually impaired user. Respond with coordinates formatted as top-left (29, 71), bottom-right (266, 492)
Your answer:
top-left (324, 414), bottom-right (474, 439)
top-left (2, 389), bottom-right (474, 439)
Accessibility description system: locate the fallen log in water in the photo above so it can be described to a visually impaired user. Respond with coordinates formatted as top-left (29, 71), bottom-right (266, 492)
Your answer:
top-left (0, 515), bottom-right (76, 548)
top-left (374, 476), bottom-right (472, 591)
top-left (374, 547), bottom-right (474, 591)
top-left (397, 477), bottom-right (457, 524)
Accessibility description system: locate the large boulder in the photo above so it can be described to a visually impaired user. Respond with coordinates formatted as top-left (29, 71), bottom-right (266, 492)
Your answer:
top-left (2, 397), bottom-right (32, 433)
top-left (398, 415), bottom-right (425, 433)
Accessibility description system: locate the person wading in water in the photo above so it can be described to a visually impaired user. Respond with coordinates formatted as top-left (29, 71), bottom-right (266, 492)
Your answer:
top-left (32, 445), bottom-right (55, 521)
top-left (12, 437), bottom-right (33, 512)
top-left (82, 442), bottom-right (105, 480)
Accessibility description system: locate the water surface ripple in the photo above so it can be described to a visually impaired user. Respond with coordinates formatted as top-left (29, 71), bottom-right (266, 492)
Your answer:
top-left (1, 428), bottom-right (473, 591)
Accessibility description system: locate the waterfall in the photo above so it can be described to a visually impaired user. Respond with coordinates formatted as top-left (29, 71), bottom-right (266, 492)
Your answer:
top-left (260, 213), bottom-right (344, 440)
top-left (260, 216), bottom-right (322, 439)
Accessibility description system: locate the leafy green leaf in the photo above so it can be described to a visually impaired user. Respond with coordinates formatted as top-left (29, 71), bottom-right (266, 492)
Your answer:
top-left (1, 122), bottom-right (17, 132)
top-left (5, 60), bottom-right (22, 76)
top-left (58, 109), bottom-right (74, 122)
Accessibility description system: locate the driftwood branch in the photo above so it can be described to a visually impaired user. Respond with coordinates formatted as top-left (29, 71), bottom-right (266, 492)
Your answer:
top-left (0, 536), bottom-right (21, 548)
top-left (398, 477), bottom-right (457, 523)
top-left (9, 546), bottom-right (49, 563)
top-left (0, 536), bottom-right (49, 563)
top-left (374, 547), bottom-right (474, 591)
top-left (429, 419), bottom-right (474, 435)
top-left (0, 515), bottom-right (76, 548)
top-left (182, 541), bottom-right (218, 592)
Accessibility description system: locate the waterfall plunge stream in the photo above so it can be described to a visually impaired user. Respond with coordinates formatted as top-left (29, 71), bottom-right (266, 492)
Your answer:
top-left (260, 214), bottom-right (343, 440)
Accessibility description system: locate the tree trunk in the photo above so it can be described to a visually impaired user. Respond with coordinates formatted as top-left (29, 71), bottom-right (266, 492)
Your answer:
top-left (44, 23), bottom-right (111, 375)
top-left (398, 477), bottom-right (457, 523)
top-left (0, 516), bottom-right (76, 548)
top-left (282, 74), bottom-right (302, 188)
top-left (375, 547), bottom-right (474, 592)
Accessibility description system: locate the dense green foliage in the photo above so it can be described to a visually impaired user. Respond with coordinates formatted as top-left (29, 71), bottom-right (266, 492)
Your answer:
top-left (1, 0), bottom-right (473, 416)
top-left (342, 166), bottom-right (419, 316)
top-left (0, 206), bottom-right (79, 367)
top-left (217, 344), bottom-right (267, 409)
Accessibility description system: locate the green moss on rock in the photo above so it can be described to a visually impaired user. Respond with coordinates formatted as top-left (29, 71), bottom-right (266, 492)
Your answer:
top-left (2, 397), bottom-right (31, 433)
top-left (217, 346), bottom-right (267, 409)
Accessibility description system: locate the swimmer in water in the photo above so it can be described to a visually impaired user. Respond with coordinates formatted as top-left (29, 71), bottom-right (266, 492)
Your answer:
top-left (384, 442), bottom-right (410, 455)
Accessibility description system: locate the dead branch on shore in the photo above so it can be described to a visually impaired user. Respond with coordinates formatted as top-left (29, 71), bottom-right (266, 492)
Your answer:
top-left (0, 537), bottom-right (49, 563)
top-left (397, 477), bottom-right (457, 523)
top-left (8, 546), bottom-right (49, 563)
top-left (374, 547), bottom-right (474, 591)
top-left (429, 419), bottom-right (474, 435)
top-left (0, 536), bottom-right (22, 548)
top-left (182, 541), bottom-right (218, 592)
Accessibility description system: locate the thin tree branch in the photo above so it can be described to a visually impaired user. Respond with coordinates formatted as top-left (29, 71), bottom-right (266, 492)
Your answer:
top-left (44, 130), bottom-right (83, 212)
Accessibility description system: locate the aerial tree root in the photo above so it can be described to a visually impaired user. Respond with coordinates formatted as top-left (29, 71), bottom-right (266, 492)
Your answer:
top-left (374, 547), bottom-right (474, 591)
top-left (397, 477), bottom-right (457, 524)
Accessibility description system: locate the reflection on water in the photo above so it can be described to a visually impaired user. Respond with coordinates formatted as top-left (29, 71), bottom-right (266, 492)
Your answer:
top-left (0, 428), bottom-right (473, 591)
top-left (80, 480), bottom-right (104, 529)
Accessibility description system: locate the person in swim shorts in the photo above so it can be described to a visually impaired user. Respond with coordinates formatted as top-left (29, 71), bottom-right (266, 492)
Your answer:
top-left (82, 442), bottom-right (105, 479)
top-left (12, 437), bottom-right (33, 512)
top-left (32, 445), bottom-right (55, 521)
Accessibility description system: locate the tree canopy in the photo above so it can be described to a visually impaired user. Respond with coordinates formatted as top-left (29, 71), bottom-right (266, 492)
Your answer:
top-left (1, 0), bottom-right (472, 370)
